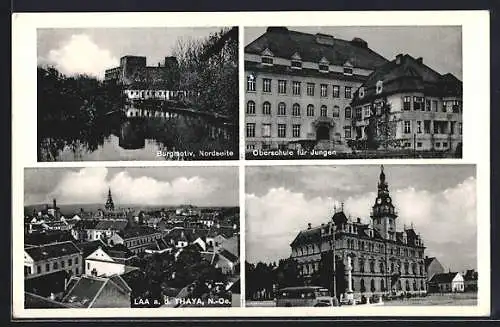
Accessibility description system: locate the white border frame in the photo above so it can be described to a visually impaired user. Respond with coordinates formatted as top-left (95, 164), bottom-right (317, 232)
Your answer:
top-left (12, 10), bottom-right (490, 318)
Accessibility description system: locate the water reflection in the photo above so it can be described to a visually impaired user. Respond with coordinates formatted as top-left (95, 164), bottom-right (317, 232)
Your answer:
top-left (38, 113), bottom-right (237, 161)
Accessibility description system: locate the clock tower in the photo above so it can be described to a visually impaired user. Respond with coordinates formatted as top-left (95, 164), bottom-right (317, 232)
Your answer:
top-left (371, 165), bottom-right (397, 240)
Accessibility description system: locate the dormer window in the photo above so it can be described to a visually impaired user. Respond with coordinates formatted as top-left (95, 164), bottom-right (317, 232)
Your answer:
top-left (376, 80), bottom-right (383, 94)
top-left (290, 52), bottom-right (302, 69)
top-left (343, 61), bottom-right (353, 75)
top-left (261, 48), bottom-right (274, 66)
top-left (318, 57), bottom-right (329, 73)
top-left (359, 87), bottom-right (365, 98)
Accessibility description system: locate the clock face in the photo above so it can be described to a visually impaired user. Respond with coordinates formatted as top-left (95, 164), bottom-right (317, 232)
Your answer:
top-left (377, 198), bottom-right (382, 204)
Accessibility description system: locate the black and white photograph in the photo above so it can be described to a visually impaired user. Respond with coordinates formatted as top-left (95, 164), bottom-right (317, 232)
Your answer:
top-left (23, 167), bottom-right (240, 308)
top-left (37, 27), bottom-right (238, 161)
top-left (245, 165), bottom-right (477, 307)
top-left (244, 26), bottom-right (463, 159)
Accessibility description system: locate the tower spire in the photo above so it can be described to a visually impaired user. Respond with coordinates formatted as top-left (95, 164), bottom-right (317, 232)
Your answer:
top-left (105, 187), bottom-right (115, 212)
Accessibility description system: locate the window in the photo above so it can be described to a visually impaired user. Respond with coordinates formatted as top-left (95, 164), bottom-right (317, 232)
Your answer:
top-left (246, 101), bottom-right (256, 115)
top-left (262, 56), bottom-right (273, 65)
top-left (425, 99), bottom-right (431, 111)
top-left (434, 122), bottom-right (440, 134)
top-left (87, 262), bottom-right (90, 270)
top-left (278, 124), bottom-right (287, 138)
top-left (459, 122), bottom-right (462, 135)
top-left (53, 262), bottom-right (58, 270)
top-left (291, 60), bottom-right (302, 69)
top-left (404, 121), bottom-right (411, 134)
top-left (370, 261), bottom-right (375, 273)
top-left (442, 101), bottom-right (447, 112)
top-left (292, 81), bottom-right (301, 95)
top-left (246, 123), bottom-right (256, 137)
top-left (45, 263), bottom-right (50, 271)
top-left (345, 107), bottom-right (352, 119)
top-left (424, 120), bottom-right (431, 134)
top-left (417, 121), bottom-right (422, 133)
top-left (37, 265), bottom-right (41, 274)
top-left (452, 100), bottom-right (461, 113)
top-left (319, 105), bottom-right (328, 117)
top-left (364, 105), bottom-right (371, 118)
top-left (292, 103), bottom-right (301, 116)
top-left (262, 78), bottom-right (272, 93)
top-left (306, 83), bottom-right (315, 96)
top-left (24, 266), bottom-right (31, 275)
top-left (414, 97), bottom-right (424, 111)
top-left (443, 142), bottom-right (448, 148)
top-left (355, 108), bottom-right (362, 121)
top-left (359, 258), bottom-right (365, 273)
top-left (262, 124), bottom-right (271, 138)
top-left (345, 86), bottom-right (352, 99)
top-left (403, 96), bottom-right (411, 110)
top-left (435, 142), bottom-right (441, 148)
top-left (432, 100), bottom-right (438, 112)
top-left (417, 142), bottom-right (422, 148)
top-left (247, 75), bottom-right (256, 91)
top-left (333, 85), bottom-right (340, 98)
top-left (278, 102), bottom-right (286, 116)
top-left (61, 260), bottom-right (65, 268)
top-left (344, 67), bottom-right (353, 75)
top-left (307, 104), bottom-right (315, 116)
top-left (292, 124), bottom-right (301, 138)
top-left (319, 64), bottom-right (329, 72)
top-left (320, 84), bottom-right (328, 97)
top-left (262, 102), bottom-right (271, 115)
top-left (379, 262), bottom-right (385, 274)
top-left (278, 80), bottom-right (287, 94)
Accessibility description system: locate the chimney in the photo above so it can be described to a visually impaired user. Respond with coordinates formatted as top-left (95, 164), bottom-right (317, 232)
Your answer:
top-left (416, 57), bottom-right (423, 64)
top-left (395, 54), bottom-right (404, 65)
top-left (307, 223), bottom-right (312, 230)
top-left (53, 199), bottom-right (57, 209)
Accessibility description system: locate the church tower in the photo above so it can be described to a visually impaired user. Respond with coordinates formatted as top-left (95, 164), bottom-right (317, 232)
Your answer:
top-left (371, 165), bottom-right (397, 240)
top-left (105, 188), bottom-right (115, 212)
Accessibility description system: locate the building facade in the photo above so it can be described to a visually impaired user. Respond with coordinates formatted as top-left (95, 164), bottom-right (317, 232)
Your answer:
top-left (290, 166), bottom-right (427, 297)
top-left (428, 272), bottom-right (465, 293)
top-left (24, 241), bottom-right (83, 279)
top-left (351, 54), bottom-right (462, 153)
top-left (244, 27), bottom-right (388, 152)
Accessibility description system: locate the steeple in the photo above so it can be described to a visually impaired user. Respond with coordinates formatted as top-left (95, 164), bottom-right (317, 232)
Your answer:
top-left (105, 188), bottom-right (115, 212)
top-left (378, 165), bottom-right (389, 196)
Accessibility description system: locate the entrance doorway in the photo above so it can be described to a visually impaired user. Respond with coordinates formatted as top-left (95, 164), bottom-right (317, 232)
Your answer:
top-left (316, 126), bottom-right (330, 141)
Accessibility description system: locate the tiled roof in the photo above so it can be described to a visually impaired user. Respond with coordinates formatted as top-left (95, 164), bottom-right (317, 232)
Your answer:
top-left (25, 292), bottom-right (71, 308)
top-left (332, 212), bottom-right (348, 225)
top-left (218, 249), bottom-right (239, 263)
top-left (429, 272), bottom-right (460, 284)
top-left (62, 276), bottom-right (107, 308)
top-left (352, 54), bottom-right (462, 104)
top-left (290, 226), bottom-right (321, 247)
top-left (25, 270), bottom-right (69, 296)
top-left (94, 219), bottom-right (128, 231)
top-left (121, 226), bottom-right (160, 239)
top-left (25, 241), bottom-right (81, 261)
top-left (106, 244), bottom-right (136, 259)
top-left (221, 235), bottom-right (239, 258)
top-left (75, 239), bottom-right (108, 257)
top-left (245, 27), bottom-right (388, 70)
top-left (73, 219), bottom-right (99, 230)
top-left (25, 230), bottom-right (74, 246)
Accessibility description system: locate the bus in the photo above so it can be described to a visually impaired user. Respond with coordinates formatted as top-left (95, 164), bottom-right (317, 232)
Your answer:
top-left (275, 286), bottom-right (337, 307)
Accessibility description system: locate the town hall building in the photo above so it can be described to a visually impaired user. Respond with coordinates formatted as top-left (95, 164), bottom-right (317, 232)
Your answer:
top-left (290, 166), bottom-right (427, 297)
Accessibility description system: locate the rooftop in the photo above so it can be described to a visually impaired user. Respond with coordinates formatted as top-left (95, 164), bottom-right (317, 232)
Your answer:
top-left (25, 241), bottom-right (81, 261)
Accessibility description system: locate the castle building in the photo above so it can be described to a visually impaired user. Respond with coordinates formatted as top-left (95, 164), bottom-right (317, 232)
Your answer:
top-left (350, 53), bottom-right (462, 153)
top-left (244, 27), bottom-right (388, 152)
top-left (290, 166), bottom-right (427, 297)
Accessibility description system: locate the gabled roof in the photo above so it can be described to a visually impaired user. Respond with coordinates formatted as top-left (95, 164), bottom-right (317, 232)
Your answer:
top-left (75, 239), bottom-right (108, 258)
top-left (429, 272), bottom-right (461, 284)
top-left (25, 230), bottom-right (74, 246)
top-left (25, 241), bottom-right (81, 261)
top-left (120, 226), bottom-right (160, 239)
top-left (332, 211), bottom-right (348, 225)
top-left (424, 256), bottom-right (438, 268)
top-left (25, 270), bottom-right (69, 296)
top-left (218, 249), bottom-right (239, 263)
top-left (245, 27), bottom-right (388, 70)
top-left (94, 219), bottom-right (128, 231)
top-left (464, 269), bottom-right (478, 281)
top-left (61, 275), bottom-right (130, 308)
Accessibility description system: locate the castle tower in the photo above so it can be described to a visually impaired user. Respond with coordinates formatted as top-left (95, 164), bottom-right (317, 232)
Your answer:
top-left (105, 188), bottom-right (115, 212)
top-left (371, 165), bottom-right (397, 240)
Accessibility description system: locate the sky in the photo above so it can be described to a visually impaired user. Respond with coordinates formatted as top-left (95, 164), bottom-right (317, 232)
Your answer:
top-left (245, 26), bottom-right (462, 80)
top-left (37, 27), bottom-right (227, 79)
top-left (24, 166), bottom-right (239, 207)
top-left (245, 165), bottom-right (476, 273)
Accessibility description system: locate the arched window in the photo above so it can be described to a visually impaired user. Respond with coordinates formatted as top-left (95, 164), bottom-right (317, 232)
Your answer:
top-left (359, 258), bottom-right (365, 273)
top-left (370, 260), bottom-right (375, 273)
top-left (381, 279), bottom-right (385, 292)
top-left (320, 105), bottom-right (327, 117)
top-left (333, 105), bottom-right (340, 117)
top-left (352, 279), bottom-right (355, 291)
top-left (391, 262), bottom-right (394, 272)
top-left (397, 280), bottom-right (402, 291)
top-left (379, 262), bottom-right (385, 273)
top-left (307, 104), bottom-right (315, 116)
top-left (292, 103), bottom-right (301, 116)
top-left (262, 102), bottom-right (271, 115)
top-left (421, 280), bottom-right (425, 290)
top-left (413, 280), bottom-right (417, 291)
top-left (404, 262), bottom-right (409, 274)
top-left (278, 102), bottom-right (286, 115)
top-left (360, 279), bottom-right (366, 293)
top-left (405, 280), bottom-right (410, 291)
top-left (345, 107), bottom-right (352, 119)
top-left (370, 279), bottom-right (376, 292)
top-left (246, 101), bottom-right (256, 115)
